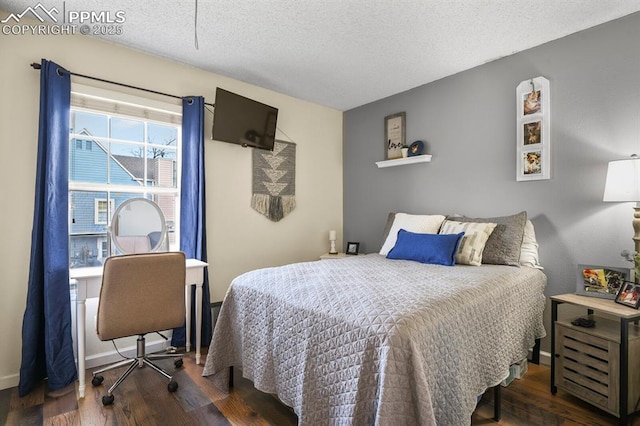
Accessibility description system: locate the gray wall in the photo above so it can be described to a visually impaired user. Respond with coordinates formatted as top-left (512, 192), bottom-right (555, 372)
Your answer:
top-left (344, 13), bottom-right (640, 350)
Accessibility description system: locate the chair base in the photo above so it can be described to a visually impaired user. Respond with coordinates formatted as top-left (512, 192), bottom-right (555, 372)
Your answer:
top-left (91, 335), bottom-right (183, 405)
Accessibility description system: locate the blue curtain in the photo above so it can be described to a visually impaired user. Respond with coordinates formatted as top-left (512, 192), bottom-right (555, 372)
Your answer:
top-left (19, 59), bottom-right (77, 396)
top-left (172, 96), bottom-right (213, 348)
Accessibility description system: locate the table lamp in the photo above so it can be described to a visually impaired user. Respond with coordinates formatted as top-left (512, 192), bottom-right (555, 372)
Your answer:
top-left (603, 154), bottom-right (640, 264)
top-left (329, 230), bottom-right (338, 254)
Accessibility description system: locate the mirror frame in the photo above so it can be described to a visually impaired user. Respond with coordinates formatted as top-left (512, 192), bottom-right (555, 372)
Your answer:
top-left (110, 197), bottom-right (167, 254)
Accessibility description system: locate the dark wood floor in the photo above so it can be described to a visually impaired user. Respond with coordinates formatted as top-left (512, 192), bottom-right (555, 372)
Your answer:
top-left (1, 352), bottom-right (637, 425)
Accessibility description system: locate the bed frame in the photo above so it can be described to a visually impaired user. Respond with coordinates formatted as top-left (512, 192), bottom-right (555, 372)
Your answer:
top-left (492, 337), bottom-right (541, 421)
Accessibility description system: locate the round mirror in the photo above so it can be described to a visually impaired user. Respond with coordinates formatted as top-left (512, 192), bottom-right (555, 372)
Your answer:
top-left (110, 198), bottom-right (167, 254)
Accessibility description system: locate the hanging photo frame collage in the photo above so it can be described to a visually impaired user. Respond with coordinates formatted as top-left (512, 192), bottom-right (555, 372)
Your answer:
top-left (516, 76), bottom-right (550, 181)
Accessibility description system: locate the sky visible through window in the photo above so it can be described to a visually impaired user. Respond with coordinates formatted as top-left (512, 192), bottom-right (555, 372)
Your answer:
top-left (71, 111), bottom-right (177, 157)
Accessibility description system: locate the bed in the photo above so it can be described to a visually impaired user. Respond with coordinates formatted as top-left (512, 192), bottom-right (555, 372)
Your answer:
top-left (203, 212), bottom-right (547, 425)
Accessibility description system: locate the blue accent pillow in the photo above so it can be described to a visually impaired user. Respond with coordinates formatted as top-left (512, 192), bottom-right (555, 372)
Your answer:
top-left (387, 229), bottom-right (464, 266)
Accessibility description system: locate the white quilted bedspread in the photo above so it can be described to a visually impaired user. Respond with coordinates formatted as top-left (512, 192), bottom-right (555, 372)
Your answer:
top-left (202, 254), bottom-right (546, 425)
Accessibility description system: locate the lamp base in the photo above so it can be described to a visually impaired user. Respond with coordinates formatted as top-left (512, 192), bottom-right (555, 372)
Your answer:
top-left (632, 206), bottom-right (640, 284)
top-left (329, 240), bottom-right (337, 254)
top-left (633, 205), bottom-right (640, 254)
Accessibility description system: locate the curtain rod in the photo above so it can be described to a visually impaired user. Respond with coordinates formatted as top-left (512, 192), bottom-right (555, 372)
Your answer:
top-left (30, 62), bottom-right (215, 108)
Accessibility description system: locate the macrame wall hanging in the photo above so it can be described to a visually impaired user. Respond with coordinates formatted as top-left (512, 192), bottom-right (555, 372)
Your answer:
top-left (251, 140), bottom-right (296, 222)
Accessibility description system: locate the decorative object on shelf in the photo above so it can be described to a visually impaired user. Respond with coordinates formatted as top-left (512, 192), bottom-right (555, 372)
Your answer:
top-left (576, 264), bottom-right (629, 299)
top-left (604, 154), bottom-right (640, 282)
top-left (516, 77), bottom-right (550, 181)
top-left (408, 140), bottom-right (424, 157)
top-left (346, 242), bottom-right (360, 255)
top-left (251, 140), bottom-right (296, 222)
top-left (329, 230), bottom-right (338, 254)
top-left (401, 145), bottom-right (409, 158)
top-left (615, 281), bottom-right (640, 308)
top-left (385, 112), bottom-right (406, 160)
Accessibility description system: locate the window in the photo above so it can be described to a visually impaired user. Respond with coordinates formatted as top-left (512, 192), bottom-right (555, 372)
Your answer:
top-left (94, 198), bottom-right (114, 224)
top-left (100, 240), bottom-right (108, 259)
top-left (69, 85), bottom-right (182, 268)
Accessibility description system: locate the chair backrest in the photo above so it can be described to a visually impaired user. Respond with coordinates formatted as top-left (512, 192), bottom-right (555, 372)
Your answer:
top-left (96, 252), bottom-right (186, 341)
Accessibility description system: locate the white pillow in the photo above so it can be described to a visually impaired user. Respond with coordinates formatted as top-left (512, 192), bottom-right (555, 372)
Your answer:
top-left (379, 213), bottom-right (446, 256)
top-left (439, 220), bottom-right (497, 266)
top-left (520, 220), bottom-right (543, 269)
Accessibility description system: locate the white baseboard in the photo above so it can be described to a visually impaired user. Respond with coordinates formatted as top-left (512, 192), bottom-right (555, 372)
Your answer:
top-left (0, 346), bottom-right (552, 392)
top-left (528, 347), bottom-right (551, 365)
top-left (84, 340), bottom-right (168, 370)
top-left (0, 374), bottom-right (19, 391)
top-left (0, 340), bottom-right (170, 392)
top-left (538, 350), bottom-right (551, 365)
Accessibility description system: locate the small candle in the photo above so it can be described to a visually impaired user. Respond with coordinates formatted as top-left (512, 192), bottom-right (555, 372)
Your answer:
top-left (329, 230), bottom-right (336, 241)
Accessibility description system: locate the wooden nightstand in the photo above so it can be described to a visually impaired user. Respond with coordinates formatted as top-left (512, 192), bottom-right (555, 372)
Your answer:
top-left (320, 253), bottom-right (349, 260)
top-left (551, 294), bottom-right (640, 424)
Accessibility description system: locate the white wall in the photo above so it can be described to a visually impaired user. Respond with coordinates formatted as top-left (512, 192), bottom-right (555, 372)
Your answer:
top-left (0, 12), bottom-right (343, 390)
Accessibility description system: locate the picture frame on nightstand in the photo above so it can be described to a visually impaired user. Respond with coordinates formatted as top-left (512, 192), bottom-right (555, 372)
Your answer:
top-left (346, 242), bottom-right (360, 255)
top-left (576, 264), bottom-right (629, 299)
top-left (615, 281), bottom-right (640, 309)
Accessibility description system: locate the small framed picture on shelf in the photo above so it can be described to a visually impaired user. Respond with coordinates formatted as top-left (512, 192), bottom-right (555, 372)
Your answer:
top-left (615, 281), bottom-right (640, 309)
top-left (576, 264), bottom-right (629, 299)
top-left (346, 242), bottom-right (360, 255)
top-left (385, 112), bottom-right (406, 160)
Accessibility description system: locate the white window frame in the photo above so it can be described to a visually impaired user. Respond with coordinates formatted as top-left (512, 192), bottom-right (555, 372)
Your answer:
top-left (69, 84), bottom-right (183, 256)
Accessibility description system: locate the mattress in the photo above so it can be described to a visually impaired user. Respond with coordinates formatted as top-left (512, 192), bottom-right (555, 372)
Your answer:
top-left (203, 254), bottom-right (546, 425)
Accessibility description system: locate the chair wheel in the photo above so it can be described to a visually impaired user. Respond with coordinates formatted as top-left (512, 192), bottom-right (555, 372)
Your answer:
top-left (174, 359), bottom-right (183, 368)
top-left (92, 375), bottom-right (104, 386)
top-left (102, 394), bottom-right (114, 406)
top-left (168, 380), bottom-right (179, 392)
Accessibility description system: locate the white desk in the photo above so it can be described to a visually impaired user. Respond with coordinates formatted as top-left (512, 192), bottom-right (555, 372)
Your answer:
top-left (69, 258), bottom-right (208, 398)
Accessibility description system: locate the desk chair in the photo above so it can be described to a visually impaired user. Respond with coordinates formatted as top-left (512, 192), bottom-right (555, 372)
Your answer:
top-left (91, 252), bottom-right (186, 406)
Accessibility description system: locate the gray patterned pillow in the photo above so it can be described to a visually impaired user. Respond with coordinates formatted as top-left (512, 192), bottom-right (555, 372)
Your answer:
top-left (447, 211), bottom-right (527, 266)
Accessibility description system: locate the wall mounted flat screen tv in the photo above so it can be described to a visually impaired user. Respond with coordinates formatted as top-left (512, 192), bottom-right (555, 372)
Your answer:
top-left (212, 88), bottom-right (278, 151)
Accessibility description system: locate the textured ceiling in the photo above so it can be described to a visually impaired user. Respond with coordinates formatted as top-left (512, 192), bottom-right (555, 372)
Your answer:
top-left (3, 0), bottom-right (640, 110)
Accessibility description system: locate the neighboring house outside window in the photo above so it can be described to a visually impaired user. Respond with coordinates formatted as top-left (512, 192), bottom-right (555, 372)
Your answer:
top-left (69, 85), bottom-right (182, 268)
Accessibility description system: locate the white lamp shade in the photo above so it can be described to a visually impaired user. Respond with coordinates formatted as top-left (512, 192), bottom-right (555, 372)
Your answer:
top-left (329, 230), bottom-right (336, 240)
top-left (603, 156), bottom-right (640, 202)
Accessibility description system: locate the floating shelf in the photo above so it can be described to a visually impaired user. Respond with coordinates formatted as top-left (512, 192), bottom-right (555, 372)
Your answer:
top-left (375, 155), bottom-right (432, 168)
